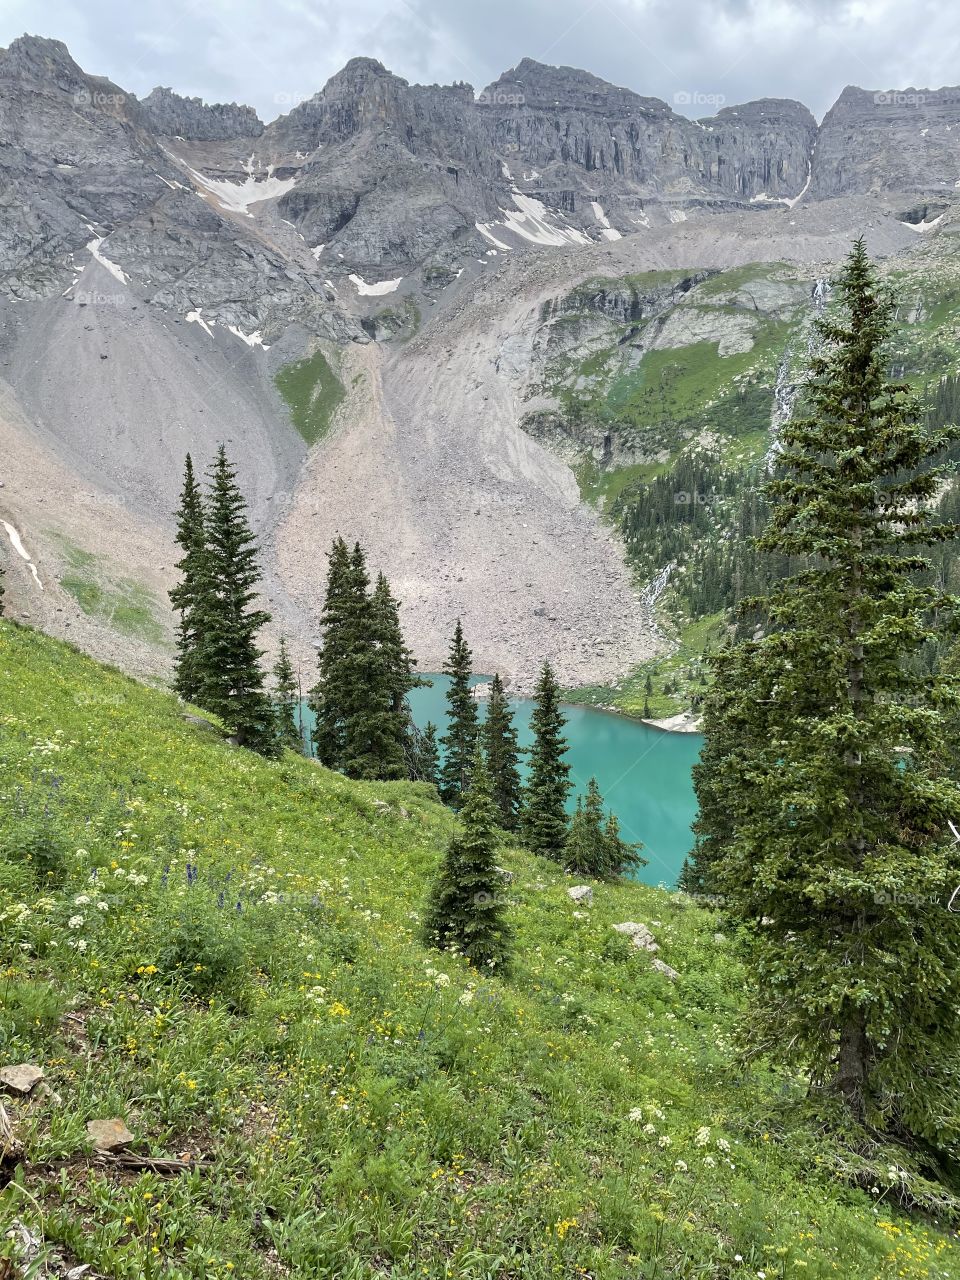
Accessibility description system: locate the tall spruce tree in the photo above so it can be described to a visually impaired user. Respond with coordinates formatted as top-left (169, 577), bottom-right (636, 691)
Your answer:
top-left (692, 240), bottom-right (960, 1149)
top-left (341, 545), bottom-right (407, 780)
top-left (200, 446), bottom-right (278, 756)
top-left (565, 777), bottom-right (645, 878)
top-left (371, 571), bottom-right (425, 776)
top-left (440, 619), bottom-right (479, 807)
top-left (521, 661), bottom-right (571, 859)
top-left (423, 751), bottom-right (511, 970)
top-left (310, 537), bottom-right (354, 768)
top-left (273, 635), bottom-right (303, 753)
top-left (481, 673), bottom-right (522, 830)
top-left (169, 454), bottom-right (209, 704)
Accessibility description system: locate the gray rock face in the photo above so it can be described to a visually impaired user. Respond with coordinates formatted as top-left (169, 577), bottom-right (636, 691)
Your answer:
top-left (141, 86), bottom-right (263, 140)
top-left (478, 61), bottom-right (816, 200)
top-left (812, 85), bottom-right (960, 198)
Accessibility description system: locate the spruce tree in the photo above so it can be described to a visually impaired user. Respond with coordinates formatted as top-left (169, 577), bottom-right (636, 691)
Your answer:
top-left (482, 673), bottom-right (522, 830)
top-left (310, 537), bottom-right (354, 768)
top-left (371, 571), bottom-right (426, 777)
top-left (521, 661), bottom-right (571, 860)
top-left (417, 721), bottom-right (441, 789)
top-left (439, 619), bottom-right (479, 807)
top-left (692, 240), bottom-right (960, 1148)
top-left (565, 778), bottom-right (644, 878)
top-left (340, 545), bottom-right (407, 781)
top-left (169, 454), bottom-right (210, 704)
top-left (200, 446), bottom-right (278, 756)
top-left (273, 635), bottom-right (303, 753)
top-left (423, 751), bottom-right (511, 970)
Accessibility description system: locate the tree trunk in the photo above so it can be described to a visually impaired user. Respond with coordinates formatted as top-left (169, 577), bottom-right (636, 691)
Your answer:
top-left (835, 1003), bottom-right (869, 1120)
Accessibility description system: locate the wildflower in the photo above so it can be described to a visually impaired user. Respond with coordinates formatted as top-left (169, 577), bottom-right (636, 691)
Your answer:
top-left (674, 1160), bottom-right (688, 1172)
top-left (458, 991), bottom-right (474, 1005)
top-left (73, 894), bottom-right (90, 906)
top-left (628, 1107), bottom-right (644, 1122)
top-left (328, 1001), bottom-right (350, 1018)
top-left (658, 1135), bottom-right (672, 1148)
top-left (68, 915), bottom-right (84, 929)
top-left (96, 901), bottom-right (108, 911)
top-left (717, 1137), bottom-right (731, 1152)
top-left (434, 973), bottom-right (451, 988)
top-left (694, 1125), bottom-right (711, 1147)
top-left (703, 1155), bottom-right (716, 1167)
top-left (643, 1123), bottom-right (656, 1134)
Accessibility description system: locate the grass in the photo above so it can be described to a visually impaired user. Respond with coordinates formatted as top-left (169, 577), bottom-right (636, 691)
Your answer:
top-left (274, 349), bottom-right (346, 445)
top-left (1, 621), bottom-right (958, 1278)
top-left (564, 613), bottom-right (728, 718)
top-left (52, 536), bottom-right (166, 644)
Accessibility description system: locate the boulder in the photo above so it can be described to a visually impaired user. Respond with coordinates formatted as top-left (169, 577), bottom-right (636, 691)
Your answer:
top-left (567, 885), bottom-right (593, 905)
top-left (86, 1118), bottom-right (134, 1152)
top-left (651, 957), bottom-right (679, 982)
top-left (612, 922), bottom-right (659, 952)
top-left (0, 1064), bottom-right (43, 1095)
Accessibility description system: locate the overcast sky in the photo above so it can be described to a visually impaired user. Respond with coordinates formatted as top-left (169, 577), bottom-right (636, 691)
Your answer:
top-left (1, 0), bottom-right (958, 122)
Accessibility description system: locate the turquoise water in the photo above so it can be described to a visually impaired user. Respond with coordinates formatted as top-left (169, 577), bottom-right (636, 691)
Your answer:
top-left (300, 676), bottom-right (702, 887)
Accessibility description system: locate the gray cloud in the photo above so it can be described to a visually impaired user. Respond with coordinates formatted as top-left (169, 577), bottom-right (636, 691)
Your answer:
top-left (2, 0), bottom-right (959, 122)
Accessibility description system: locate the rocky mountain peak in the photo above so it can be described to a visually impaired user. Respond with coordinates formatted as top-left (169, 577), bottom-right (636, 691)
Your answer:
top-left (0, 33), bottom-right (88, 91)
top-left (481, 59), bottom-right (671, 117)
top-left (140, 85), bottom-right (263, 139)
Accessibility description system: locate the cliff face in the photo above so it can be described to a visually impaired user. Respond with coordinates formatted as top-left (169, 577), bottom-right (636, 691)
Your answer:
top-left (477, 61), bottom-right (817, 200)
top-left (811, 85), bottom-right (960, 198)
top-left (140, 86), bottom-right (263, 140)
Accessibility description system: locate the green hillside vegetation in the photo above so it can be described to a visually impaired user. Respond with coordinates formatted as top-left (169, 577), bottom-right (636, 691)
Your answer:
top-left (275, 349), bottom-right (346, 445)
top-left (54, 536), bottom-right (166, 645)
top-left (1, 621), bottom-right (958, 1277)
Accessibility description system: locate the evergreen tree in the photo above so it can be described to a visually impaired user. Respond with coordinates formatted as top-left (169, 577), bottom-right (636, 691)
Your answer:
top-left (423, 751), bottom-right (511, 970)
top-left (692, 240), bottom-right (960, 1149)
top-left (521, 661), bottom-right (571, 859)
top-left (310, 538), bottom-right (354, 768)
top-left (200, 446), bottom-right (278, 756)
top-left (439, 619), bottom-right (479, 807)
top-left (565, 778), bottom-right (644, 878)
top-left (482, 673), bottom-right (522, 830)
top-left (371, 571), bottom-right (426, 777)
top-left (416, 721), bottom-right (441, 789)
top-left (169, 454), bottom-right (210, 704)
top-left (273, 635), bottom-right (303, 753)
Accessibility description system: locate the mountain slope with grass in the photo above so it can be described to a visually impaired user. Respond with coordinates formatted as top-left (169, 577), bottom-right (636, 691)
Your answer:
top-left (1, 621), bottom-right (958, 1277)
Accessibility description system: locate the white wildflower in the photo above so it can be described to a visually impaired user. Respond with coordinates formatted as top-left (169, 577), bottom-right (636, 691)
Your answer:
top-left (68, 914), bottom-right (84, 929)
top-left (694, 1125), bottom-right (711, 1147)
top-left (673, 1159), bottom-right (688, 1172)
top-left (658, 1135), bottom-right (672, 1148)
top-left (628, 1107), bottom-right (644, 1122)
top-left (434, 973), bottom-right (451, 988)
top-left (458, 990), bottom-right (475, 1005)
top-left (73, 894), bottom-right (90, 906)
top-left (643, 1123), bottom-right (656, 1134)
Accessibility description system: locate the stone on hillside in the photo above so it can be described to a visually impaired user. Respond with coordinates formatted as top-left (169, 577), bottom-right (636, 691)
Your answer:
top-left (180, 713), bottom-right (220, 734)
top-left (567, 885), bottom-right (593, 905)
top-left (86, 1117), bottom-right (134, 1152)
top-left (612, 921), bottom-right (659, 952)
top-left (0, 1064), bottom-right (43, 1095)
top-left (495, 865), bottom-right (514, 883)
top-left (651, 957), bottom-right (679, 982)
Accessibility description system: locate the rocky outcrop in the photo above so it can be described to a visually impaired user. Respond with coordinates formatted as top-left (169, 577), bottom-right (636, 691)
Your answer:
top-left (478, 61), bottom-right (816, 201)
top-left (811, 85), bottom-right (960, 198)
top-left (140, 86), bottom-right (263, 140)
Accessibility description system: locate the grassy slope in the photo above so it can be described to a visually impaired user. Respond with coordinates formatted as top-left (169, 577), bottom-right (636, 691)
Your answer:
top-left (274, 349), bottom-right (346, 445)
top-left (0, 622), bottom-right (957, 1278)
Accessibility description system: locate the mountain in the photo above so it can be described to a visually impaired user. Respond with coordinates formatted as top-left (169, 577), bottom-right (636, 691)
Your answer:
top-left (1, 32), bottom-right (959, 695)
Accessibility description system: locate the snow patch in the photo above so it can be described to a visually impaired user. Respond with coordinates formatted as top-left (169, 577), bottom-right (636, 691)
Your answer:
top-left (901, 213), bottom-right (946, 233)
top-left (589, 201), bottom-right (622, 240)
top-left (667, 209), bottom-right (687, 224)
top-left (311, 244), bottom-right (325, 260)
top-left (186, 309), bottom-right (215, 338)
top-left (2, 520), bottom-right (43, 590)
top-left (85, 238), bottom-right (128, 285)
top-left (348, 273), bottom-right (403, 296)
top-left (176, 152), bottom-right (296, 216)
top-left (227, 325), bottom-right (268, 349)
top-left (476, 222), bottom-right (512, 251)
top-left (478, 189), bottom-right (591, 249)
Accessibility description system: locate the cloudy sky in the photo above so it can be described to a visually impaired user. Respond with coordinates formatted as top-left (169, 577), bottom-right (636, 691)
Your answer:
top-left (1, 0), bottom-right (957, 122)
